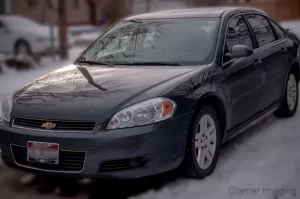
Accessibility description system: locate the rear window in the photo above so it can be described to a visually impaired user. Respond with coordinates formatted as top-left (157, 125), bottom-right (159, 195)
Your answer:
top-left (79, 18), bottom-right (220, 66)
top-left (270, 20), bottom-right (285, 39)
top-left (246, 14), bottom-right (276, 47)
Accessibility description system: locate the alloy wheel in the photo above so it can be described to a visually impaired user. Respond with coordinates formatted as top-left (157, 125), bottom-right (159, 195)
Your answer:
top-left (194, 114), bottom-right (217, 170)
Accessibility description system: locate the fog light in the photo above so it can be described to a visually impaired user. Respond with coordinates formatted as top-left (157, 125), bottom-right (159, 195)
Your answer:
top-left (129, 157), bottom-right (148, 167)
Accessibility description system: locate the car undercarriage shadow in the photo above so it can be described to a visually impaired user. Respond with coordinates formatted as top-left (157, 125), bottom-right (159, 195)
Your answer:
top-left (28, 170), bottom-right (181, 198)
top-left (88, 171), bottom-right (180, 199)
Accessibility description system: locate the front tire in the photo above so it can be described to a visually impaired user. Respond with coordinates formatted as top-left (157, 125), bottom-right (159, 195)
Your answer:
top-left (182, 105), bottom-right (221, 179)
top-left (274, 71), bottom-right (298, 117)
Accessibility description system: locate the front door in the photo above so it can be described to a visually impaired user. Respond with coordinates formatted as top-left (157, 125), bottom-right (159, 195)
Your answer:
top-left (220, 15), bottom-right (267, 130)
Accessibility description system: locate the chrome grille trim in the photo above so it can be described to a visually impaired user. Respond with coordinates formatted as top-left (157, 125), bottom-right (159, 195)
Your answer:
top-left (12, 117), bottom-right (96, 133)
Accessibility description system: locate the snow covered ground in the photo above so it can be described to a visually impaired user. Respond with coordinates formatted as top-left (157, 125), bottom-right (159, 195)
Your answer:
top-left (73, 32), bottom-right (103, 46)
top-left (133, 0), bottom-right (186, 14)
top-left (69, 25), bottom-right (100, 35)
top-left (134, 113), bottom-right (300, 199)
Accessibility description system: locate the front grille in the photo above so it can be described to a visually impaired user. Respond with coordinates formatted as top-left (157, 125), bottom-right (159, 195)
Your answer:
top-left (13, 117), bottom-right (96, 132)
top-left (11, 145), bottom-right (86, 172)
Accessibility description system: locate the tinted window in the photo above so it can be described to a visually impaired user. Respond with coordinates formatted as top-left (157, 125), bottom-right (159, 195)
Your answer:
top-left (270, 20), bottom-right (285, 39)
top-left (223, 16), bottom-right (253, 63)
top-left (246, 14), bottom-right (275, 47)
top-left (78, 18), bottom-right (220, 66)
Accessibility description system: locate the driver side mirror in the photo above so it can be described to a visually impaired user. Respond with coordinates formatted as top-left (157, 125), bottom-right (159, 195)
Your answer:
top-left (231, 45), bottom-right (253, 59)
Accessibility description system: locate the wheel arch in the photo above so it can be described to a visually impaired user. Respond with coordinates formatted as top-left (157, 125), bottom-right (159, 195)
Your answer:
top-left (191, 93), bottom-right (227, 142)
top-left (290, 61), bottom-right (299, 82)
top-left (14, 38), bottom-right (30, 50)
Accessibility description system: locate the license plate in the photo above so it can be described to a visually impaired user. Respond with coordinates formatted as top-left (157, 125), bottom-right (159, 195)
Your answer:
top-left (27, 141), bottom-right (59, 165)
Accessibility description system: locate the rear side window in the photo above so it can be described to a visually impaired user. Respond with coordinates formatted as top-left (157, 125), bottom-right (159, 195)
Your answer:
top-left (270, 20), bottom-right (285, 39)
top-left (246, 14), bottom-right (275, 47)
top-left (223, 15), bottom-right (253, 63)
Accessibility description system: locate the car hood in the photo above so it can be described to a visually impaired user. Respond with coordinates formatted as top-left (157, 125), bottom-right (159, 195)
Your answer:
top-left (12, 65), bottom-right (196, 123)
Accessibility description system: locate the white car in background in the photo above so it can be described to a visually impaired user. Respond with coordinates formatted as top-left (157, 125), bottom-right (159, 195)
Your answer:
top-left (0, 15), bottom-right (75, 56)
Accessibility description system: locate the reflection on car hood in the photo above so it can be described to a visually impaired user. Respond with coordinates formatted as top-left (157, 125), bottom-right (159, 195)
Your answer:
top-left (12, 64), bottom-right (195, 123)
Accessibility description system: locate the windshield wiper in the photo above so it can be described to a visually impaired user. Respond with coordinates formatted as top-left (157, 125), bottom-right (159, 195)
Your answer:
top-left (114, 62), bottom-right (181, 66)
top-left (76, 60), bottom-right (113, 67)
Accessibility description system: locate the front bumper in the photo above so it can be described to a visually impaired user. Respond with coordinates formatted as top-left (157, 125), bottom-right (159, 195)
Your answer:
top-left (0, 114), bottom-right (191, 179)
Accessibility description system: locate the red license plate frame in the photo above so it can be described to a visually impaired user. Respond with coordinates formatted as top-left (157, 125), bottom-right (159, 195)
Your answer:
top-left (27, 141), bottom-right (59, 165)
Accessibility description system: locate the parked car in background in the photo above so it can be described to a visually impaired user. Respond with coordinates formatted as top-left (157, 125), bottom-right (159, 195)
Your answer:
top-left (0, 15), bottom-right (75, 56)
top-left (0, 7), bottom-right (299, 179)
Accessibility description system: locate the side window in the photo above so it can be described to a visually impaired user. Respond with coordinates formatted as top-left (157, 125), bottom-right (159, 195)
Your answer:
top-left (223, 15), bottom-right (253, 63)
top-left (270, 20), bottom-right (285, 39)
top-left (246, 14), bottom-right (275, 47)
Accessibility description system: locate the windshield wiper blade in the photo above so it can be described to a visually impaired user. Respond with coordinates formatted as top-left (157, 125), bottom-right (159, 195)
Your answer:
top-left (77, 60), bottom-right (113, 67)
top-left (115, 62), bottom-right (181, 66)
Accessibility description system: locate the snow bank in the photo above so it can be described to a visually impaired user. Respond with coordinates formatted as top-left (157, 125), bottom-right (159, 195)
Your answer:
top-left (281, 20), bottom-right (300, 38)
top-left (68, 25), bottom-right (102, 36)
top-left (133, 0), bottom-right (186, 14)
top-left (73, 32), bottom-right (103, 45)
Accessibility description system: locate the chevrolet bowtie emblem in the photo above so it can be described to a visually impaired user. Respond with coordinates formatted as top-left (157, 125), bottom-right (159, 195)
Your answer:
top-left (42, 122), bottom-right (57, 130)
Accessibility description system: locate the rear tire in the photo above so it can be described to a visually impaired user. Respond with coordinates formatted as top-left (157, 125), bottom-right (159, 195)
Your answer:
top-left (181, 105), bottom-right (221, 179)
top-left (14, 40), bottom-right (32, 56)
top-left (274, 71), bottom-right (298, 117)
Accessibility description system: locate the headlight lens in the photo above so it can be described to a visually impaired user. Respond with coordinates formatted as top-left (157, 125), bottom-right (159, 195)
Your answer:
top-left (1, 96), bottom-right (13, 122)
top-left (107, 98), bottom-right (176, 130)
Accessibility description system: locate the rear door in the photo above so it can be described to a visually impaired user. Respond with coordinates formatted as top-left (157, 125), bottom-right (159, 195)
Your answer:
top-left (245, 14), bottom-right (290, 108)
top-left (221, 15), bottom-right (267, 129)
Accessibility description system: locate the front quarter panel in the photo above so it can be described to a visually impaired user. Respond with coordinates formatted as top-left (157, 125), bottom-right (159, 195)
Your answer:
top-left (161, 66), bottom-right (223, 117)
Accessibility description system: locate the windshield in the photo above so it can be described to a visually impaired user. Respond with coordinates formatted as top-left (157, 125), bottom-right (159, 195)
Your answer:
top-left (77, 18), bottom-right (220, 66)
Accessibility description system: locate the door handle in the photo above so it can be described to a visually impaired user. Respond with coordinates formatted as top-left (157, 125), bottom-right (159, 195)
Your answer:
top-left (254, 60), bottom-right (262, 67)
top-left (281, 48), bottom-right (288, 53)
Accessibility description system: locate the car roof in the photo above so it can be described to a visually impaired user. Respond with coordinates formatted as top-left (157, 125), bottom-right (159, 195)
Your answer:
top-left (127, 7), bottom-right (265, 20)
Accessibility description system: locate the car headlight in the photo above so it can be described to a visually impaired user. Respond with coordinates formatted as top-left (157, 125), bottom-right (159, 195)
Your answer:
top-left (1, 96), bottom-right (13, 122)
top-left (107, 98), bottom-right (176, 130)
